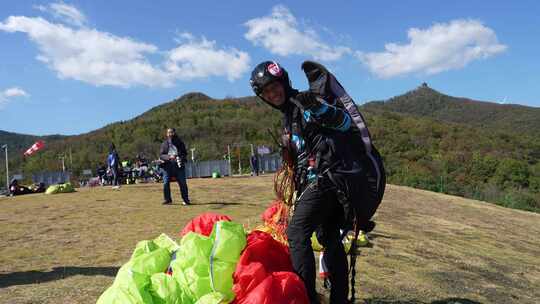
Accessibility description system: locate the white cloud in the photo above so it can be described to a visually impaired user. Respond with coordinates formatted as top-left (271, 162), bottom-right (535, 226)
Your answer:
top-left (34, 2), bottom-right (87, 27)
top-left (3, 87), bottom-right (29, 98)
top-left (0, 13), bottom-right (251, 87)
top-left (358, 19), bottom-right (507, 78)
top-left (244, 5), bottom-right (350, 61)
top-left (0, 87), bottom-right (29, 109)
top-left (166, 35), bottom-right (250, 81)
top-left (0, 15), bottom-right (168, 87)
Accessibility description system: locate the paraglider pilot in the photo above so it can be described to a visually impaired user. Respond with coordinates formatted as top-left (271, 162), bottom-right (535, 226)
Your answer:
top-left (250, 60), bottom-right (384, 303)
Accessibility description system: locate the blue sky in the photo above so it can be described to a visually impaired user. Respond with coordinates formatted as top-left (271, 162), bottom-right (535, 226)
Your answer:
top-left (0, 1), bottom-right (539, 135)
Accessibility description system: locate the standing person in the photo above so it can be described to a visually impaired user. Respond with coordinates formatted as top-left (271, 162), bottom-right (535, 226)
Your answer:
top-left (107, 143), bottom-right (121, 189)
top-left (250, 61), bottom-right (384, 303)
top-left (159, 128), bottom-right (190, 205)
top-left (250, 153), bottom-right (259, 176)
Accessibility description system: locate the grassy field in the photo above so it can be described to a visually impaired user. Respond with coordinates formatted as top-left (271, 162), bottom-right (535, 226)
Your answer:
top-left (0, 175), bottom-right (539, 304)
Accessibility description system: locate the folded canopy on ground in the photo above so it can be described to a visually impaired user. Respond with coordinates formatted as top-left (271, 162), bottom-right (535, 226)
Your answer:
top-left (45, 182), bottom-right (75, 195)
top-left (97, 211), bottom-right (309, 304)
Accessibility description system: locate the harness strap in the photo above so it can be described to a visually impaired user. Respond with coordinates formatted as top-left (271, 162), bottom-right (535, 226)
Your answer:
top-left (348, 223), bottom-right (360, 303)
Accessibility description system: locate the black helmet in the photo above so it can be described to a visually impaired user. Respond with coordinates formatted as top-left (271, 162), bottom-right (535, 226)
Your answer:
top-left (250, 61), bottom-right (291, 96)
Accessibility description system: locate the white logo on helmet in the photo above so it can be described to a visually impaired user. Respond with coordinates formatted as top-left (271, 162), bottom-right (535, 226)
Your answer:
top-left (267, 63), bottom-right (282, 76)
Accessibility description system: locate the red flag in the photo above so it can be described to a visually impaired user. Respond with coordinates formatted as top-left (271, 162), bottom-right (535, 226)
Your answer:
top-left (23, 140), bottom-right (45, 156)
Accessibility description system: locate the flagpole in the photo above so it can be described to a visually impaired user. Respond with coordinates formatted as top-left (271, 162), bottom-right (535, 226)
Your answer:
top-left (3, 145), bottom-right (8, 192)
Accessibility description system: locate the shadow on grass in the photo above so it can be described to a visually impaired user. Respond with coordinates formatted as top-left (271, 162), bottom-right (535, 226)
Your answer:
top-left (368, 232), bottom-right (394, 240)
top-left (0, 266), bottom-right (120, 288)
top-left (159, 201), bottom-right (254, 207)
top-left (364, 298), bottom-right (483, 304)
top-left (356, 242), bottom-right (374, 249)
top-left (195, 201), bottom-right (261, 208)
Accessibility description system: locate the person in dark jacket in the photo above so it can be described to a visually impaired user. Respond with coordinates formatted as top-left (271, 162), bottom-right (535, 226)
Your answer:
top-left (250, 154), bottom-right (259, 176)
top-left (250, 61), bottom-right (379, 304)
top-left (107, 143), bottom-right (121, 189)
top-left (159, 128), bottom-right (190, 205)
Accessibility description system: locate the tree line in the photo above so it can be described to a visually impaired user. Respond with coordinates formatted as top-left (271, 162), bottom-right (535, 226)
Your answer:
top-left (1, 91), bottom-right (538, 212)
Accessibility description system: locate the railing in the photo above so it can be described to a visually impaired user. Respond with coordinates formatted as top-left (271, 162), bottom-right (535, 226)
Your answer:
top-left (259, 154), bottom-right (282, 173)
top-left (185, 153), bottom-right (282, 178)
top-left (30, 154), bottom-right (283, 186)
top-left (185, 160), bottom-right (230, 178)
top-left (32, 171), bottom-right (71, 186)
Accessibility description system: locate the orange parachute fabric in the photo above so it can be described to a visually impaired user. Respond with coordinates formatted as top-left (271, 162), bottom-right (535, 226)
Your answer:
top-left (256, 200), bottom-right (290, 244)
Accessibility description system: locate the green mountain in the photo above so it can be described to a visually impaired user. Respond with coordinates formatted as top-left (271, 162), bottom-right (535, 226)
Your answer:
top-left (363, 107), bottom-right (540, 212)
top-left (0, 130), bottom-right (65, 178)
top-left (0, 130), bottom-right (65, 152)
top-left (363, 83), bottom-right (540, 135)
top-left (1, 89), bottom-right (539, 212)
top-left (1, 92), bottom-right (281, 178)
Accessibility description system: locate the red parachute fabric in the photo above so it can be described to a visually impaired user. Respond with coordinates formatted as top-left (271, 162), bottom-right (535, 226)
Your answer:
top-left (179, 212), bottom-right (231, 237)
top-left (233, 231), bottom-right (309, 304)
top-left (239, 231), bottom-right (292, 273)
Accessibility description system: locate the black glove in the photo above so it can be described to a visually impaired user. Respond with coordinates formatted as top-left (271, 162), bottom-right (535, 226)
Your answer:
top-left (294, 91), bottom-right (320, 110)
top-left (301, 61), bottom-right (329, 96)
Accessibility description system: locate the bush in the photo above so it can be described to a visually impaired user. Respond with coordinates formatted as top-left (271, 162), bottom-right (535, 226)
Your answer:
top-left (496, 190), bottom-right (540, 212)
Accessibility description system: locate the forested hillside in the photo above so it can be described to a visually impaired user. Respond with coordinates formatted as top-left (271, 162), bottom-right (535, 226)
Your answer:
top-left (363, 83), bottom-right (540, 135)
top-left (1, 89), bottom-right (539, 212)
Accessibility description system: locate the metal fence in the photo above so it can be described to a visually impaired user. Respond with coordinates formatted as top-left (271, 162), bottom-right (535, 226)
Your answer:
top-left (184, 154), bottom-right (282, 178)
top-left (28, 154), bottom-right (283, 185)
top-left (185, 160), bottom-right (230, 178)
top-left (259, 153), bottom-right (282, 173)
top-left (32, 171), bottom-right (71, 186)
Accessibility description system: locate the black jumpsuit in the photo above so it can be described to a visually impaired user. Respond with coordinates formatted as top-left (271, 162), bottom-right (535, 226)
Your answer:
top-left (284, 96), bottom-right (366, 304)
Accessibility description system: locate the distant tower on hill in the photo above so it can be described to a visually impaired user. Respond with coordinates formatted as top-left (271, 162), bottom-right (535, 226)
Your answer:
top-left (421, 82), bottom-right (429, 88)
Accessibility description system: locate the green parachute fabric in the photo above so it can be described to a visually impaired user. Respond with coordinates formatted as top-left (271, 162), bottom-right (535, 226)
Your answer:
top-left (130, 247), bottom-right (170, 276)
top-left (170, 220), bottom-right (246, 303)
top-left (97, 266), bottom-right (154, 304)
top-left (194, 292), bottom-right (226, 304)
top-left (149, 273), bottom-right (191, 304)
top-left (45, 182), bottom-right (75, 194)
top-left (131, 240), bottom-right (159, 259)
top-left (153, 233), bottom-right (181, 254)
top-left (170, 232), bottom-right (213, 302)
top-left (97, 235), bottom-right (175, 304)
top-left (98, 221), bottom-right (247, 304)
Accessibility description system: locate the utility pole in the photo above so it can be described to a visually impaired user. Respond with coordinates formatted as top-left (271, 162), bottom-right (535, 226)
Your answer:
top-left (59, 154), bottom-right (66, 172)
top-left (227, 145), bottom-right (231, 176)
top-left (69, 147), bottom-right (73, 169)
top-left (2, 144), bottom-right (8, 191)
top-left (230, 142), bottom-right (254, 175)
top-left (190, 148), bottom-right (197, 178)
top-left (237, 146), bottom-right (242, 175)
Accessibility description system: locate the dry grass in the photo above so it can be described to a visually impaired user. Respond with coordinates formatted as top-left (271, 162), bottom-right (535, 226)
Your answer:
top-left (0, 175), bottom-right (539, 304)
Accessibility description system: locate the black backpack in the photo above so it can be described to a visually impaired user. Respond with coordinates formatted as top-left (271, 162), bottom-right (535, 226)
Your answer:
top-left (301, 61), bottom-right (386, 303)
top-left (302, 61), bottom-right (386, 229)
